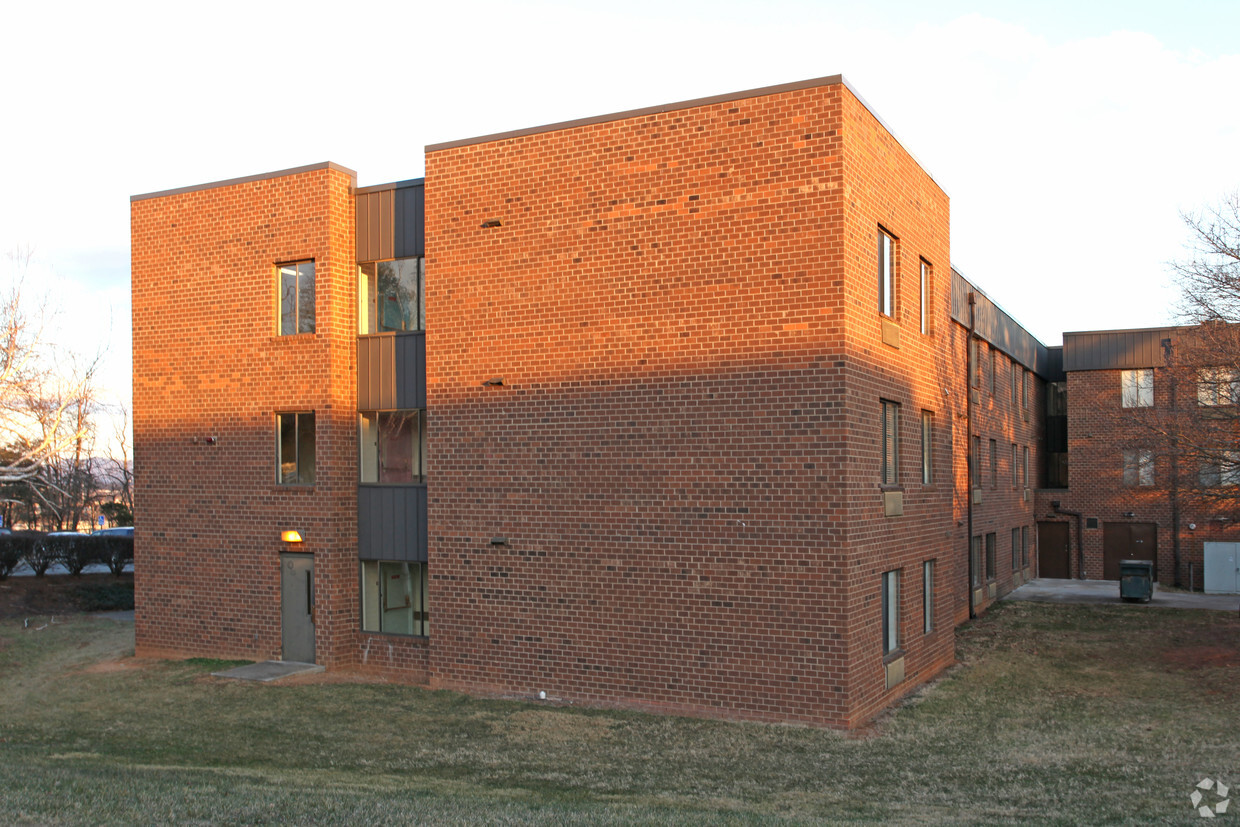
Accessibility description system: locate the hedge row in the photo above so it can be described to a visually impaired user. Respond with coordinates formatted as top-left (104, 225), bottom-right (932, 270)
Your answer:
top-left (0, 532), bottom-right (133, 579)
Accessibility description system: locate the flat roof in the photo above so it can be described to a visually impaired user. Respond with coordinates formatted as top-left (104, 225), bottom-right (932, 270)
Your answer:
top-left (131, 161), bottom-right (357, 203)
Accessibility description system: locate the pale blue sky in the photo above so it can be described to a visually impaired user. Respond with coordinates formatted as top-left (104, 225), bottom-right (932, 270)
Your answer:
top-left (3, 0), bottom-right (1239, 449)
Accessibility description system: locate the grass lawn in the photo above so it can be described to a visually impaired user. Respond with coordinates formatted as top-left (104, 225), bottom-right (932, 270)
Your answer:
top-left (0, 602), bottom-right (1236, 825)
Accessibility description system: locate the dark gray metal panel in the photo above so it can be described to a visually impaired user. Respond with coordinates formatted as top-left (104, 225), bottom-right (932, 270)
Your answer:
top-left (393, 183), bottom-right (425, 259)
top-left (358, 485), bottom-right (427, 562)
top-left (951, 268), bottom-right (1050, 377)
top-left (395, 332), bottom-right (427, 409)
top-left (1062, 328), bottom-right (1180, 371)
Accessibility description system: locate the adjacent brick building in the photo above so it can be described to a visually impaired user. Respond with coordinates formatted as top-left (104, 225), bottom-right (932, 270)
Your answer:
top-left (130, 75), bottom-right (1130, 729)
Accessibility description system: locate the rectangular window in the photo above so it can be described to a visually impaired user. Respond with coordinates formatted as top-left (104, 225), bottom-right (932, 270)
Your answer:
top-left (989, 348), bottom-right (996, 396)
top-left (1021, 526), bottom-right (1030, 567)
top-left (985, 532), bottom-right (997, 582)
top-left (1197, 368), bottom-right (1239, 406)
top-left (1121, 369), bottom-right (1154, 408)
top-left (922, 561), bottom-right (935, 634)
top-left (989, 439), bottom-right (997, 489)
top-left (919, 260), bottom-right (931, 335)
top-left (1022, 369), bottom-right (1030, 410)
top-left (882, 569), bottom-right (900, 654)
top-left (881, 400), bottom-right (900, 485)
top-left (1010, 361), bottom-right (1018, 405)
top-left (278, 261), bottom-right (315, 335)
top-left (971, 339), bottom-right (981, 388)
top-left (360, 560), bottom-right (428, 636)
top-left (1200, 451), bottom-right (1240, 487)
top-left (1011, 443), bottom-right (1019, 488)
top-left (971, 536), bottom-right (982, 588)
top-left (1022, 446), bottom-right (1030, 488)
top-left (1122, 449), bottom-right (1154, 486)
top-left (360, 410), bottom-right (427, 483)
top-left (1012, 528), bottom-right (1021, 570)
top-left (920, 411), bottom-right (933, 484)
top-left (359, 258), bottom-right (425, 334)
top-left (878, 229), bottom-right (896, 317)
top-left (276, 412), bottom-right (315, 485)
top-left (972, 435), bottom-right (982, 488)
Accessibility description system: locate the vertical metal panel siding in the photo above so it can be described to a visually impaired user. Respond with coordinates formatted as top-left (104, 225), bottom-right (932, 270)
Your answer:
top-left (393, 184), bottom-right (425, 258)
top-left (951, 269), bottom-right (1050, 376)
top-left (358, 485), bottom-right (428, 562)
top-left (355, 190), bottom-right (395, 263)
top-left (1062, 328), bottom-right (1178, 371)
top-left (395, 333), bottom-right (427, 409)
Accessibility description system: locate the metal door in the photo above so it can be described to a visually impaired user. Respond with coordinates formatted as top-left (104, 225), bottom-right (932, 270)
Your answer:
top-left (280, 553), bottom-right (316, 663)
top-left (1102, 522), bottom-right (1157, 581)
top-left (1037, 521), bottom-right (1070, 579)
top-left (1204, 542), bottom-right (1240, 594)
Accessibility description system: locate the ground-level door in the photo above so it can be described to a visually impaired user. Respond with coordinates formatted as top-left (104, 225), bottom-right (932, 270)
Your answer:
top-left (1102, 522), bottom-right (1157, 581)
top-left (1037, 521), bottom-right (1071, 579)
top-left (1204, 542), bottom-right (1240, 594)
top-left (281, 553), bottom-right (315, 663)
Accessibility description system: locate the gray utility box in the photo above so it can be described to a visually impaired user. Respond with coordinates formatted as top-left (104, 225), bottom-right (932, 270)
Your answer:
top-left (1119, 559), bottom-right (1154, 603)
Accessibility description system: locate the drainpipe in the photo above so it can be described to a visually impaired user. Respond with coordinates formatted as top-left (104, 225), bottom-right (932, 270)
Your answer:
top-left (1162, 337), bottom-right (1183, 587)
top-left (966, 292), bottom-right (977, 618)
top-left (1052, 501), bottom-right (1085, 579)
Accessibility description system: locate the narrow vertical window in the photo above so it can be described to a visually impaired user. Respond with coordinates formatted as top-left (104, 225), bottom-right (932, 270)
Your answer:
top-left (1022, 369), bottom-right (1030, 411)
top-left (972, 435), bottom-right (982, 488)
top-left (922, 561), bottom-right (935, 633)
top-left (985, 533), bottom-right (997, 581)
top-left (970, 339), bottom-right (981, 388)
top-left (881, 400), bottom-right (900, 485)
top-left (989, 439), bottom-right (997, 489)
top-left (920, 410), bottom-right (933, 485)
top-left (1021, 526), bottom-right (1030, 567)
top-left (989, 349), bottom-right (996, 395)
top-left (882, 569), bottom-right (900, 654)
top-left (878, 229), bottom-right (896, 317)
top-left (1022, 445), bottom-right (1030, 488)
top-left (919, 260), bottom-right (930, 335)
top-left (1011, 443), bottom-right (1019, 487)
top-left (278, 261), bottom-right (315, 335)
top-left (971, 536), bottom-right (982, 588)
top-left (1010, 361), bottom-right (1019, 405)
top-left (1012, 528), bottom-right (1020, 570)
top-left (276, 412), bottom-right (316, 485)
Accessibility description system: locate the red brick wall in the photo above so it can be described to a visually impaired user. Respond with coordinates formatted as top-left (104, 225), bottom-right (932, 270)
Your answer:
top-left (131, 166), bottom-right (362, 666)
top-left (424, 80), bottom-right (953, 727)
top-left (1042, 366), bottom-right (1240, 584)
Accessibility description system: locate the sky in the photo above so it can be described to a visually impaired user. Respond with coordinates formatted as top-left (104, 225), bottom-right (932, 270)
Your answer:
top-left (4, 0), bottom-right (1240, 450)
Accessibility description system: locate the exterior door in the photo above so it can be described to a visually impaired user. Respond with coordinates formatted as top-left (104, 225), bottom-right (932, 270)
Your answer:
top-left (1204, 542), bottom-right (1240, 594)
top-left (1037, 521), bottom-right (1070, 579)
top-left (1102, 522), bottom-right (1157, 581)
top-left (280, 553), bottom-right (316, 663)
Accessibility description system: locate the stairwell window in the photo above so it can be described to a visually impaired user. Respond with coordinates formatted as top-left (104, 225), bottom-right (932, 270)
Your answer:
top-left (360, 410), bottom-right (427, 484)
top-left (359, 257), bottom-right (425, 334)
top-left (882, 569), bottom-right (900, 654)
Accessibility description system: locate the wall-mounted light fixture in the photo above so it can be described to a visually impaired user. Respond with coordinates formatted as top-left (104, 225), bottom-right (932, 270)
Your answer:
top-left (281, 530), bottom-right (304, 543)
top-left (481, 219), bottom-right (502, 228)
top-left (482, 377), bottom-right (505, 387)
top-left (1189, 522), bottom-right (1198, 530)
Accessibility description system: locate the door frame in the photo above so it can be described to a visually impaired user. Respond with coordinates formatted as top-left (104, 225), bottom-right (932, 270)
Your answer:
top-left (280, 552), bottom-right (316, 663)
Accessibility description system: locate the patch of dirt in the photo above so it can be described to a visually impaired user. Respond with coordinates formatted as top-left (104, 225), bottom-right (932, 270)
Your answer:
top-left (1161, 645), bottom-right (1240, 670)
top-left (0, 573), bottom-right (132, 617)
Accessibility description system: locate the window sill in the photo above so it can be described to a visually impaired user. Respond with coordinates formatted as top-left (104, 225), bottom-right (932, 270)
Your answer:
top-left (271, 333), bottom-right (318, 343)
top-left (274, 485), bottom-right (316, 492)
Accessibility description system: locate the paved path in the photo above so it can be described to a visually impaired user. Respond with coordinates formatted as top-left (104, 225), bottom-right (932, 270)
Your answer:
top-left (1005, 578), bottom-right (1240, 611)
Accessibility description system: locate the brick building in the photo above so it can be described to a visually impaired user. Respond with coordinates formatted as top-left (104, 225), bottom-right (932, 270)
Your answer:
top-left (1032, 326), bottom-right (1240, 592)
top-left (131, 76), bottom-right (1063, 728)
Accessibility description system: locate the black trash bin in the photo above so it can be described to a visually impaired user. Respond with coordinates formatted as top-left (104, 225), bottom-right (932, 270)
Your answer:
top-left (1119, 559), bottom-right (1154, 603)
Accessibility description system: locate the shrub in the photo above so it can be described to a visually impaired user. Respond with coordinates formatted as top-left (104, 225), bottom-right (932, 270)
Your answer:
top-left (0, 535), bottom-right (21, 579)
top-left (13, 531), bottom-right (51, 576)
top-left (72, 581), bottom-right (134, 611)
top-left (47, 534), bottom-right (96, 576)
top-left (97, 534), bottom-right (133, 576)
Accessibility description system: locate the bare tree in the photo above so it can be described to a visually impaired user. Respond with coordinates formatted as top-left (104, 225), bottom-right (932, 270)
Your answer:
top-left (0, 248), bottom-right (100, 523)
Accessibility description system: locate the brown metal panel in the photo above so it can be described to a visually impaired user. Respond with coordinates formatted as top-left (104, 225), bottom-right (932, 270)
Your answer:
top-left (356, 192), bottom-right (372, 263)
top-left (1037, 521), bottom-right (1070, 578)
top-left (379, 336), bottom-right (396, 409)
top-left (357, 338), bottom-right (372, 409)
top-left (379, 189), bottom-right (394, 261)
